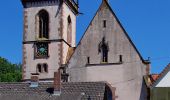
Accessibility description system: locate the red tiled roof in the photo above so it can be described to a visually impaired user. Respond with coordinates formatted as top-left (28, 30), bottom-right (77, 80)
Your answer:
top-left (151, 63), bottom-right (170, 87)
top-left (150, 74), bottom-right (159, 81)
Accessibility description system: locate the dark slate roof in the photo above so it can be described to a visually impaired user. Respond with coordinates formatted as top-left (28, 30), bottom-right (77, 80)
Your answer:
top-left (0, 82), bottom-right (106, 100)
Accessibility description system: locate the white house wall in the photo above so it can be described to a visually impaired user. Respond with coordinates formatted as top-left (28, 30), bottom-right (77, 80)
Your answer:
top-left (156, 70), bottom-right (170, 87)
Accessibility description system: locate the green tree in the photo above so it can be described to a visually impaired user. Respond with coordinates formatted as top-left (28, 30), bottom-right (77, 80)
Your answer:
top-left (0, 57), bottom-right (22, 82)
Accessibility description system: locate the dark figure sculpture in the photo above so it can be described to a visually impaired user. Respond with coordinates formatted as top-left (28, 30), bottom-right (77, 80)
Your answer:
top-left (98, 37), bottom-right (109, 62)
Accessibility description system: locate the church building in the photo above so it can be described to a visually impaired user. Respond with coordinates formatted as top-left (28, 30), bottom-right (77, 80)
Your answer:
top-left (0, 0), bottom-right (151, 100)
top-left (67, 0), bottom-right (150, 100)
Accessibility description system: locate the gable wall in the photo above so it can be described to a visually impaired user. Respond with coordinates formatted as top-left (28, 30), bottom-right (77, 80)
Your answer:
top-left (67, 1), bottom-right (147, 100)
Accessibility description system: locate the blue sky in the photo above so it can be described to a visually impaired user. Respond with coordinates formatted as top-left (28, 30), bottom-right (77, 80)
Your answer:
top-left (0, 0), bottom-right (170, 73)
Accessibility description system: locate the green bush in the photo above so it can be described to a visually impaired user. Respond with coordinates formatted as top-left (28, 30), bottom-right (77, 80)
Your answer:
top-left (0, 57), bottom-right (22, 82)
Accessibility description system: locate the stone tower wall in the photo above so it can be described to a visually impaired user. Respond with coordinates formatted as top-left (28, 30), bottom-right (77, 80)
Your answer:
top-left (22, 1), bottom-right (76, 80)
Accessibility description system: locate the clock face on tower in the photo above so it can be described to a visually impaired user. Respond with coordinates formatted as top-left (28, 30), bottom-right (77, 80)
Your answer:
top-left (35, 42), bottom-right (48, 58)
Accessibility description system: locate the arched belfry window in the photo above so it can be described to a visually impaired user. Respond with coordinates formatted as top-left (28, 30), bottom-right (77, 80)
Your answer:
top-left (37, 10), bottom-right (49, 39)
top-left (67, 15), bottom-right (72, 45)
top-left (98, 37), bottom-right (109, 63)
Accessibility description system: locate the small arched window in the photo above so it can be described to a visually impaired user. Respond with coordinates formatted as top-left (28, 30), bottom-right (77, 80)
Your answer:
top-left (67, 15), bottom-right (72, 45)
top-left (37, 64), bottom-right (42, 73)
top-left (37, 10), bottom-right (49, 39)
top-left (104, 85), bottom-right (113, 100)
top-left (36, 63), bottom-right (48, 73)
top-left (43, 63), bottom-right (48, 73)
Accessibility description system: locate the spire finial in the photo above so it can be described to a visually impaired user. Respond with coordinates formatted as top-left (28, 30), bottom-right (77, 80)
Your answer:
top-left (103, 0), bottom-right (109, 3)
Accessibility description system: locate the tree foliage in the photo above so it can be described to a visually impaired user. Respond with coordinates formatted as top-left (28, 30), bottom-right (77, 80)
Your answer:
top-left (0, 57), bottom-right (22, 82)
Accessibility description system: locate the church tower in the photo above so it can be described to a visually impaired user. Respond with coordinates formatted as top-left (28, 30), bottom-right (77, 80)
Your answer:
top-left (21, 0), bottom-right (78, 81)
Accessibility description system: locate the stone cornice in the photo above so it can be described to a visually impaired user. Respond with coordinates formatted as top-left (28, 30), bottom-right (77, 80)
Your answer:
top-left (21, 0), bottom-right (78, 14)
top-left (21, 0), bottom-right (58, 8)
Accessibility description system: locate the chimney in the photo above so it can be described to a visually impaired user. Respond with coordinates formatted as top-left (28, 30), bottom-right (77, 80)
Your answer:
top-left (30, 73), bottom-right (39, 88)
top-left (145, 60), bottom-right (151, 75)
top-left (143, 57), bottom-right (151, 75)
top-left (53, 70), bottom-right (61, 96)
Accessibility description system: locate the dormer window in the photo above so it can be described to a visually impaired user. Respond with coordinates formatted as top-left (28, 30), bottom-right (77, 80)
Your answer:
top-left (37, 10), bottom-right (49, 39)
